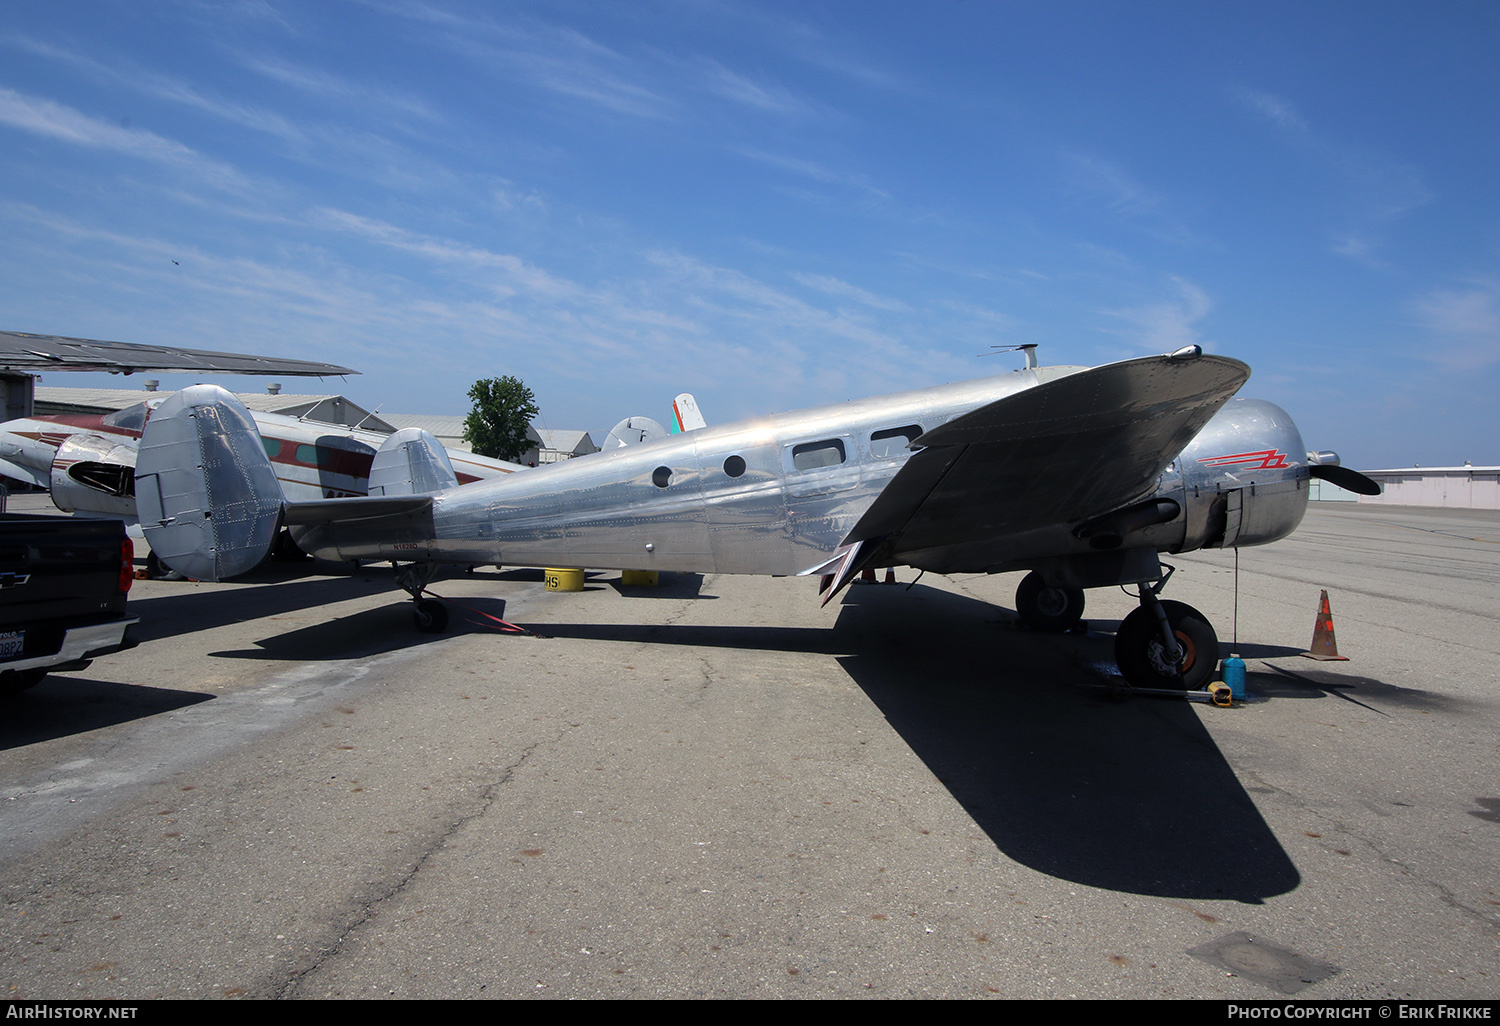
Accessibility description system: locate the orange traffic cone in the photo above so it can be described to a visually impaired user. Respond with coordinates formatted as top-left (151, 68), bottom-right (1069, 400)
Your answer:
top-left (884, 568), bottom-right (897, 585)
top-left (1300, 589), bottom-right (1349, 661)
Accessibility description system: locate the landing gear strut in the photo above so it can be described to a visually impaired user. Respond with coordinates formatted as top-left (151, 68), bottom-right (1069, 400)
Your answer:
top-left (395, 562), bottom-right (448, 633)
top-left (1015, 570), bottom-right (1086, 632)
top-left (1114, 565), bottom-right (1218, 690)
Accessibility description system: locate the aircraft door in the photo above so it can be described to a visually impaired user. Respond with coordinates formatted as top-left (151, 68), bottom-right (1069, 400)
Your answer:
top-left (697, 436), bottom-right (792, 575)
top-left (781, 433), bottom-right (867, 567)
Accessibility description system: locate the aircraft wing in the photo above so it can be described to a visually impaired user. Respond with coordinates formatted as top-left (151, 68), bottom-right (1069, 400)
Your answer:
top-left (829, 352), bottom-right (1249, 592)
top-left (0, 331), bottom-right (356, 376)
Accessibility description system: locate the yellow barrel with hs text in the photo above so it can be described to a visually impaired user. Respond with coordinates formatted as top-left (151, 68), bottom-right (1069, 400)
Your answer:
top-left (544, 567), bottom-right (585, 592)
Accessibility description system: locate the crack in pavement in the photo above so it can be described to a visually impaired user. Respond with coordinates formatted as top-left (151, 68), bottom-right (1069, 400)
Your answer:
top-left (274, 723), bottom-right (576, 999)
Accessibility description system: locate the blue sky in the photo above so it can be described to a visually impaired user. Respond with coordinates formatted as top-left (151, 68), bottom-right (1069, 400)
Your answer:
top-left (1, 1), bottom-right (1495, 468)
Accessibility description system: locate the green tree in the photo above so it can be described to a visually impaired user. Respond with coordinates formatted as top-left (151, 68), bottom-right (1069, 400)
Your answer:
top-left (463, 375), bottom-right (539, 462)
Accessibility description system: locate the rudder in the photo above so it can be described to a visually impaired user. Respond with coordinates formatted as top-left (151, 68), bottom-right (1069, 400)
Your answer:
top-left (135, 385), bottom-right (283, 580)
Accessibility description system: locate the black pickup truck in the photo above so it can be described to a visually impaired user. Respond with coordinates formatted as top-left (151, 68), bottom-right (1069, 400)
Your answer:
top-left (0, 513), bottom-right (139, 694)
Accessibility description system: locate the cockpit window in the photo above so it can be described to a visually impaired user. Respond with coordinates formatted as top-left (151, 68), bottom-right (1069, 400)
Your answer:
top-left (791, 439), bottom-right (846, 471)
top-left (102, 402), bottom-right (152, 433)
top-left (869, 425), bottom-right (922, 457)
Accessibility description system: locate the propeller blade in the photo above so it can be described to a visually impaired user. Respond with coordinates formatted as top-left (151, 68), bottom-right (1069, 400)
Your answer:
top-left (1310, 464), bottom-right (1382, 496)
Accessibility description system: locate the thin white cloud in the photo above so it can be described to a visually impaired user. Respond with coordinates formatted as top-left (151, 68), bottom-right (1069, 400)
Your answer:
top-left (1231, 84), bottom-right (1434, 258)
top-left (1410, 280), bottom-right (1500, 370)
top-left (790, 272), bottom-right (910, 312)
top-left (1232, 86), bottom-right (1310, 134)
top-left (692, 56), bottom-right (812, 117)
top-left (0, 87), bottom-right (251, 192)
top-left (1102, 277), bottom-right (1212, 353)
top-left (378, 4), bottom-right (676, 121)
top-left (1, 34), bottom-right (307, 143)
top-left (1060, 151), bottom-right (1162, 217)
top-left (308, 208), bottom-right (579, 299)
top-left (239, 56), bottom-right (442, 122)
top-left (733, 146), bottom-right (891, 200)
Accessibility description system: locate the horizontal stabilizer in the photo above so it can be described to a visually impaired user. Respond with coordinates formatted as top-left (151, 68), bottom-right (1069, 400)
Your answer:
top-left (282, 495), bottom-right (432, 525)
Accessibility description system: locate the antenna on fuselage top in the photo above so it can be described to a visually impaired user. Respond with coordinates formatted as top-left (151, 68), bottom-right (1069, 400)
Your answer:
top-left (980, 343), bottom-right (1039, 369)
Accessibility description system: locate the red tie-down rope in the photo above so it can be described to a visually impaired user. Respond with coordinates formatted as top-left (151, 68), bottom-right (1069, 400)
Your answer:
top-left (421, 588), bottom-right (545, 637)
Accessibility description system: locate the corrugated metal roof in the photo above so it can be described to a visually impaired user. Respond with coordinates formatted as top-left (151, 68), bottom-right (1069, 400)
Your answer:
top-left (34, 386), bottom-right (393, 432)
top-left (534, 429), bottom-right (598, 454)
top-left (1367, 466), bottom-right (1498, 473)
top-left (380, 414), bottom-right (470, 440)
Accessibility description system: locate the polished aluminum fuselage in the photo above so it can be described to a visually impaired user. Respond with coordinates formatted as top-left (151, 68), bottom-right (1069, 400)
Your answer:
top-left (290, 367), bottom-right (1314, 578)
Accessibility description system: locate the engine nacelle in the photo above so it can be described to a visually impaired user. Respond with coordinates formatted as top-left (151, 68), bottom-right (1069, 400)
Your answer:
top-left (49, 434), bottom-right (140, 517)
top-left (1131, 398), bottom-right (1311, 555)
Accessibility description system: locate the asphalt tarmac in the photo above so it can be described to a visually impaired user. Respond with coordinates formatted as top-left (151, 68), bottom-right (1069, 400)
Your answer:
top-left (1, 497), bottom-right (1496, 999)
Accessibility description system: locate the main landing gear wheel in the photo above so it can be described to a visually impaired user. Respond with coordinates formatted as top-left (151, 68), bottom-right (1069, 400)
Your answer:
top-left (1015, 571), bottom-right (1086, 632)
top-left (413, 598), bottom-right (449, 633)
top-left (1114, 599), bottom-right (1218, 690)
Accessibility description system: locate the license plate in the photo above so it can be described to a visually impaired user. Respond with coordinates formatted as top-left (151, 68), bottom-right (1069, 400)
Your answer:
top-left (0, 631), bottom-right (23, 659)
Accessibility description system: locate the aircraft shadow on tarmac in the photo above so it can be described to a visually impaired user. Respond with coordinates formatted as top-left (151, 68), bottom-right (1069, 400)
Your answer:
top-left (125, 561), bottom-right (395, 644)
top-left (1249, 662), bottom-right (1451, 713)
top-left (535, 582), bottom-right (1302, 904)
top-left (0, 677), bottom-right (213, 750)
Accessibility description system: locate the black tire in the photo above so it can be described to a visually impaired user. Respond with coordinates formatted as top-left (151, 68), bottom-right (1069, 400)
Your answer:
top-left (1015, 571), bottom-right (1086, 632)
top-left (1114, 600), bottom-right (1218, 690)
top-left (413, 598), bottom-right (449, 633)
top-left (145, 550), bottom-right (183, 581)
top-left (0, 669), bottom-right (48, 695)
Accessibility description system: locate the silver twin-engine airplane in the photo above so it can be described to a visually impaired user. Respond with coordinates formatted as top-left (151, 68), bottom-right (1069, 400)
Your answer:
top-left (132, 346), bottom-right (1378, 690)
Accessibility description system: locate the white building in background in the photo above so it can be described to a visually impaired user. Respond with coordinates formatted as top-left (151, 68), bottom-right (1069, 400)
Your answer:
top-left (524, 429), bottom-right (598, 465)
top-left (380, 417), bottom-right (598, 465)
top-left (1356, 466), bottom-right (1499, 510)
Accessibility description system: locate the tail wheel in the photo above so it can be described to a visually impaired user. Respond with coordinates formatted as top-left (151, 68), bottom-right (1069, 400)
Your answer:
top-left (1115, 600), bottom-right (1218, 689)
top-left (1015, 571), bottom-right (1086, 632)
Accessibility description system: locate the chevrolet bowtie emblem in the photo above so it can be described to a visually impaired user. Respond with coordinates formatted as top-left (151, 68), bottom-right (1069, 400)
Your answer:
top-left (0, 572), bottom-right (31, 589)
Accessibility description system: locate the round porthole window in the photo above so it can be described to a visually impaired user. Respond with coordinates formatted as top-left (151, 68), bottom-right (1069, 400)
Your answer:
top-left (652, 466), bottom-right (673, 488)
top-left (723, 455), bottom-right (746, 478)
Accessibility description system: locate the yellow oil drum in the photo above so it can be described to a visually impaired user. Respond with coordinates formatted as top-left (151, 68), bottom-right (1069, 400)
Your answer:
top-left (544, 567), bottom-right (585, 592)
top-left (620, 570), bottom-right (659, 587)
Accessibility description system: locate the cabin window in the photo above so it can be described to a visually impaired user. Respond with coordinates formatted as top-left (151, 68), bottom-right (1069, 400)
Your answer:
top-left (869, 425), bottom-right (922, 458)
top-left (652, 466), bottom-right (673, 488)
top-left (723, 455), bottom-right (746, 478)
top-left (791, 439), bottom-right (846, 471)
top-left (262, 438), bottom-right (280, 460)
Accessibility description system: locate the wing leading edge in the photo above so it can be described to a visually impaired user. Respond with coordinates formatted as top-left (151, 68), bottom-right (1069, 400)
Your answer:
top-left (823, 351), bottom-right (1249, 595)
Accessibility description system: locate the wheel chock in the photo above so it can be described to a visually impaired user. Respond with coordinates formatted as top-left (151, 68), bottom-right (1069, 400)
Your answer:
top-left (1300, 589), bottom-right (1349, 661)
